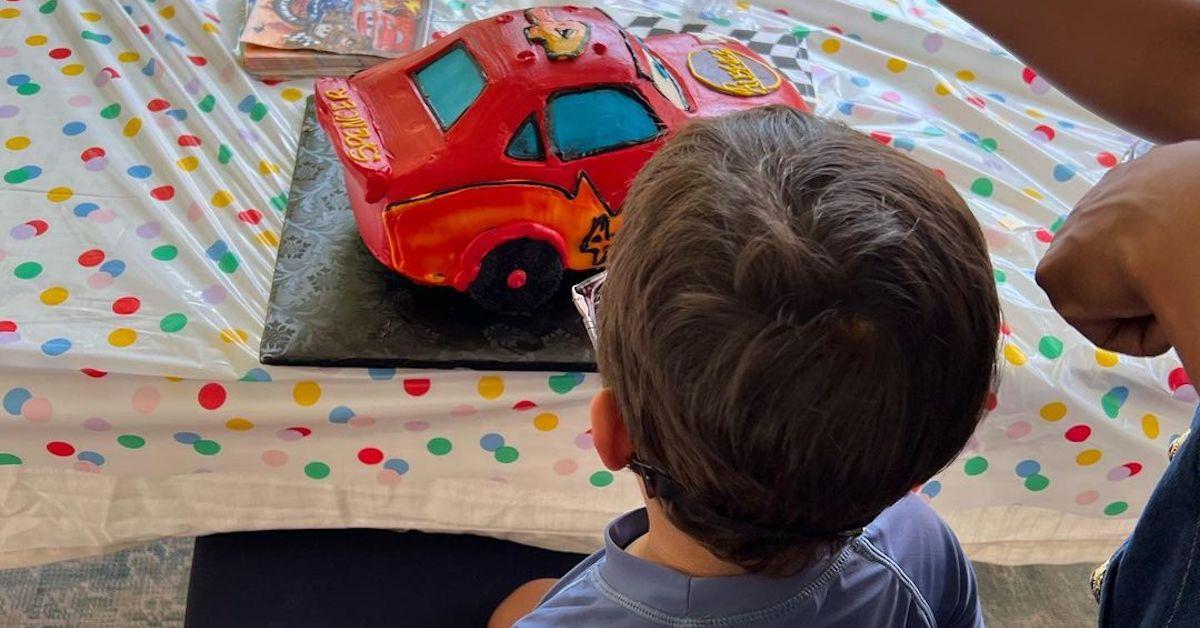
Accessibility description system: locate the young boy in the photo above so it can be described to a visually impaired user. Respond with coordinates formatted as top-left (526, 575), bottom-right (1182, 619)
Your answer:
top-left (492, 105), bottom-right (998, 627)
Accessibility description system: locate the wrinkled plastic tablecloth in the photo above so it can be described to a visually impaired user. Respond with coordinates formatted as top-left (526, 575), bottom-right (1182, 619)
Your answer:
top-left (0, 0), bottom-right (1190, 568)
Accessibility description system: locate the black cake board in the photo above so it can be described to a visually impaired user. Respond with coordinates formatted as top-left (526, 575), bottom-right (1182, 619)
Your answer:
top-left (259, 99), bottom-right (597, 372)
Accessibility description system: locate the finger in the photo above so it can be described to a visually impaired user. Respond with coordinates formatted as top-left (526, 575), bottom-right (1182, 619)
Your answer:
top-left (1073, 317), bottom-right (1172, 357)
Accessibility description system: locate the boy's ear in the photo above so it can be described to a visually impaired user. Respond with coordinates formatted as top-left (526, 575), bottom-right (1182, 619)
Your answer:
top-left (591, 388), bottom-right (634, 471)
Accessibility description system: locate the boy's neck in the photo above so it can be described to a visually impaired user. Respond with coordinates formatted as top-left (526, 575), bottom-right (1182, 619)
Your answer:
top-left (626, 498), bottom-right (745, 578)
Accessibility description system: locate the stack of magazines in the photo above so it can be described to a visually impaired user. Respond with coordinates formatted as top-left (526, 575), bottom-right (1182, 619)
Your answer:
top-left (239, 0), bottom-right (430, 79)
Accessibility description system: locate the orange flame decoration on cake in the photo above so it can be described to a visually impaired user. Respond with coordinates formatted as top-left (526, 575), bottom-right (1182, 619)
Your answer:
top-left (523, 8), bottom-right (591, 59)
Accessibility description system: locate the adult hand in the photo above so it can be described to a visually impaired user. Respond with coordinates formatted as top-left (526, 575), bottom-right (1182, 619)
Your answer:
top-left (1036, 141), bottom-right (1200, 363)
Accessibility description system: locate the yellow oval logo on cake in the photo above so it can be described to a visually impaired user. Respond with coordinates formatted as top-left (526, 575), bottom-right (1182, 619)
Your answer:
top-left (687, 47), bottom-right (782, 97)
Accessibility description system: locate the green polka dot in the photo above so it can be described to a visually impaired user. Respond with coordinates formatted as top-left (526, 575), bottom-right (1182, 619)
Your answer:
top-left (250, 102), bottom-right (268, 122)
top-left (13, 262), bottom-right (42, 279)
top-left (589, 470), bottom-right (614, 487)
top-left (712, 17), bottom-right (731, 27)
top-left (1023, 474), bottom-right (1050, 491)
top-left (0, 453), bottom-right (22, 465)
top-left (548, 373), bottom-right (577, 394)
top-left (218, 251), bottom-right (239, 273)
top-left (39, 0), bottom-right (57, 14)
top-left (791, 26), bottom-right (811, 40)
top-left (494, 446), bottom-right (519, 464)
top-left (970, 177), bottom-right (994, 197)
top-left (427, 437), bottom-right (452, 456)
top-left (270, 193), bottom-right (288, 211)
top-left (198, 94), bottom-right (216, 113)
top-left (448, 0), bottom-right (466, 10)
top-left (870, 10), bottom-right (888, 21)
top-left (193, 440), bottom-right (221, 455)
top-left (1103, 501), bottom-right (1128, 516)
top-left (1038, 335), bottom-right (1064, 359)
top-left (159, 313), bottom-right (188, 333)
top-left (993, 269), bottom-right (1006, 284)
top-left (964, 456), bottom-right (988, 476)
top-left (16, 83), bottom-right (41, 96)
top-left (1049, 215), bottom-right (1066, 233)
top-left (151, 244), bottom-right (178, 261)
top-left (979, 138), bottom-right (998, 152)
top-left (4, 168), bottom-right (30, 184)
top-left (117, 434), bottom-right (145, 449)
top-left (217, 144), bottom-right (232, 164)
top-left (100, 103), bottom-right (121, 119)
top-left (304, 461), bottom-right (331, 479)
top-left (923, 126), bottom-right (945, 137)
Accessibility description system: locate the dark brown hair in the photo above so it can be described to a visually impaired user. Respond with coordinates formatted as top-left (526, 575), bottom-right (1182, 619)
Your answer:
top-left (596, 106), bottom-right (999, 576)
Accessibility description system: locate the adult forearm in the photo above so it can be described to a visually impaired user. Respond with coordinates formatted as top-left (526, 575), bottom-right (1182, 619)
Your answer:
top-left (940, 0), bottom-right (1200, 143)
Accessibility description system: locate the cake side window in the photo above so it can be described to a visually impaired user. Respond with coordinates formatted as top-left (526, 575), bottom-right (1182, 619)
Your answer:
top-left (505, 114), bottom-right (545, 161)
top-left (413, 44), bottom-right (486, 130)
top-left (546, 87), bottom-right (664, 161)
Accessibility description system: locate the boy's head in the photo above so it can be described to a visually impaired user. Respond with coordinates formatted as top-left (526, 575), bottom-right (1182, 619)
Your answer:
top-left (593, 106), bottom-right (999, 575)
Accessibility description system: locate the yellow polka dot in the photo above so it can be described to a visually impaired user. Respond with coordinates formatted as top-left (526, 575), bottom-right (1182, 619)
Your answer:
top-left (1022, 188), bottom-right (1044, 200)
top-left (118, 51), bottom-right (140, 62)
top-left (177, 156), bottom-right (199, 171)
top-left (1003, 343), bottom-right (1026, 366)
top-left (108, 328), bottom-right (138, 347)
top-left (934, 82), bottom-right (952, 96)
top-left (886, 57), bottom-right (908, 73)
top-left (5, 136), bottom-right (30, 151)
top-left (164, 375), bottom-right (183, 382)
top-left (202, 22), bottom-right (219, 35)
top-left (80, 11), bottom-right (102, 22)
top-left (735, 0), bottom-right (750, 9)
top-left (1039, 402), bottom-right (1067, 422)
top-left (1142, 414), bottom-right (1160, 439)
top-left (25, 35), bottom-right (48, 47)
top-left (46, 187), bottom-right (73, 202)
top-left (159, 5), bottom-right (176, 19)
top-left (821, 38), bottom-right (841, 54)
top-left (257, 231), bottom-right (279, 247)
top-left (219, 328), bottom-right (248, 344)
top-left (1076, 449), bottom-right (1101, 466)
top-left (211, 190), bottom-right (233, 208)
top-left (293, 381), bottom-right (321, 406)
top-left (0, 8), bottom-right (21, 19)
top-left (1026, 108), bottom-right (1045, 119)
top-left (40, 286), bottom-right (69, 306)
top-left (226, 417), bottom-right (255, 431)
top-left (1095, 349), bottom-right (1119, 367)
top-left (955, 69), bottom-right (976, 82)
top-left (477, 376), bottom-right (504, 399)
top-left (123, 117), bottom-right (142, 137)
top-left (281, 88), bottom-right (303, 102)
top-left (61, 63), bottom-right (85, 76)
top-left (258, 160), bottom-right (280, 175)
top-left (533, 412), bottom-right (559, 431)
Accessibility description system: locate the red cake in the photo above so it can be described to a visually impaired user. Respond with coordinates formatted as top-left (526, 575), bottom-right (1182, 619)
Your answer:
top-left (315, 6), bottom-right (808, 313)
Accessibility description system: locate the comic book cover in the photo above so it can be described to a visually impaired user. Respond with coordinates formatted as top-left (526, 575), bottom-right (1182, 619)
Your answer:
top-left (240, 0), bottom-right (427, 58)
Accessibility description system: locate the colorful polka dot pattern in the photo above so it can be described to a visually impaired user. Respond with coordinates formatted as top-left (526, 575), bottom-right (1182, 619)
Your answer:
top-left (0, 0), bottom-right (1190, 563)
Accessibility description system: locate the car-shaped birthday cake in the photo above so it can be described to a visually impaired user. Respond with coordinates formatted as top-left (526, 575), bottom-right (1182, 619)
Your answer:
top-left (315, 6), bottom-right (807, 313)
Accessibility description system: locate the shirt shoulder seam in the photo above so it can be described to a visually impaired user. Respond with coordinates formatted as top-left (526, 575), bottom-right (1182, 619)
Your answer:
top-left (853, 537), bottom-right (937, 627)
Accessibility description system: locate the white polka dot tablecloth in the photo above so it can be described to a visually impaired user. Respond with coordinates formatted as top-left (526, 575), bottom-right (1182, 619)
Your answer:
top-left (0, 0), bottom-right (1191, 567)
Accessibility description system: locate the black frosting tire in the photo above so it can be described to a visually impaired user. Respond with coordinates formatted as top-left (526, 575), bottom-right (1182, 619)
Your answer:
top-left (468, 238), bottom-right (564, 315)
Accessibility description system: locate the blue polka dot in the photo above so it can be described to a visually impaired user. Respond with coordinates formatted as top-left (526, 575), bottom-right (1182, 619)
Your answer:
top-left (368, 367), bottom-right (395, 381)
top-left (986, 92), bottom-right (1006, 103)
top-left (920, 480), bottom-right (941, 498)
top-left (164, 32), bottom-right (186, 47)
top-left (126, 165), bottom-right (152, 179)
top-left (240, 368), bottom-right (272, 382)
top-left (480, 433), bottom-right (505, 452)
top-left (837, 101), bottom-right (854, 115)
top-left (569, 372), bottom-right (585, 385)
top-left (62, 121), bottom-right (87, 136)
top-left (850, 76), bottom-right (870, 87)
top-left (329, 406), bottom-right (355, 424)
top-left (923, 126), bottom-right (945, 137)
top-left (848, 33), bottom-right (863, 42)
top-left (6, 74), bottom-right (30, 87)
top-left (1015, 459), bottom-right (1041, 478)
top-left (1052, 164), bottom-right (1076, 182)
top-left (99, 259), bottom-right (125, 277)
top-left (1058, 120), bottom-right (1076, 130)
top-left (173, 431), bottom-right (200, 444)
top-left (77, 450), bottom-right (106, 466)
top-left (40, 338), bottom-right (71, 356)
top-left (18, 165), bottom-right (42, 180)
top-left (383, 458), bottom-right (410, 475)
top-left (73, 202), bottom-right (99, 217)
top-left (205, 240), bottom-right (229, 261)
top-left (893, 137), bottom-right (916, 152)
top-left (2, 387), bottom-right (32, 415)
top-left (960, 131), bottom-right (980, 145)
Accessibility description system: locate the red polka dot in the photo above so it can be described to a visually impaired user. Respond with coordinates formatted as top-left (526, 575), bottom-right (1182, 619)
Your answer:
top-left (869, 131), bottom-right (893, 145)
top-left (1123, 462), bottom-right (1143, 477)
top-left (1169, 366), bottom-right (1190, 391)
top-left (0, 320), bottom-right (16, 333)
top-left (80, 146), bottom-right (106, 162)
top-left (261, 79), bottom-right (284, 86)
top-left (1021, 67), bottom-right (1037, 85)
top-left (358, 447), bottom-right (384, 464)
top-left (1097, 152), bottom-right (1118, 168)
top-left (1065, 424), bottom-right (1091, 442)
top-left (828, 25), bottom-right (844, 34)
top-left (287, 426), bottom-right (312, 437)
top-left (999, 322), bottom-right (1011, 336)
top-left (46, 441), bottom-right (75, 457)
top-left (150, 185), bottom-right (175, 201)
top-left (1033, 125), bottom-right (1055, 141)
top-left (27, 220), bottom-right (49, 235)
top-left (188, 55), bottom-right (208, 66)
top-left (147, 98), bottom-right (170, 112)
top-left (403, 378), bottom-right (431, 396)
top-left (49, 48), bottom-right (72, 60)
top-left (966, 96), bottom-right (986, 109)
top-left (512, 400), bottom-right (537, 411)
top-left (177, 135), bottom-right (201, 147)
top-left (78, 249), bottom-right (105, 267)
top-left (81, 368), bottom-right (107, 378)
top-left (237, 209), bottom-right (263, 225)
top-left (1035, 228), bottom-right (1054, 243)
top-left (139, 24), bottom-right (151, 35)
top-left (985, 392), bottom-right (998, 412)
top-left (112, 296), bottom-right (141, 315)
top-left (197, 382), bottom-right (227, 410)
